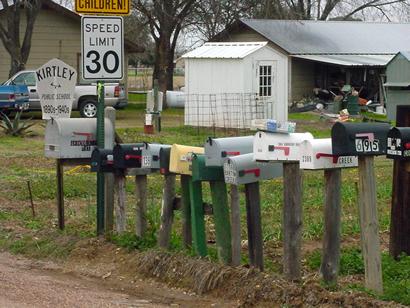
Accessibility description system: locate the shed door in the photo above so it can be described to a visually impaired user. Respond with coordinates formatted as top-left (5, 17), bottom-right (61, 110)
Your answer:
top-left (256, 61), bottom-right (277, 119)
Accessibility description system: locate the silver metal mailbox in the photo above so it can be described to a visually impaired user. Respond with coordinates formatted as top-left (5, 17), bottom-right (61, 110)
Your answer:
top-left (253, 131), bottom-right (314, 162)
top-left (223, 153), bottom-right (283, 185)
top-left (45, 118), bottom-right (114, 159)
top-left (141, 143), bottom-right (171, 170)
top-left (299, 138), bottom-right (358, 170)
top-left (205, 136), bottom-right (254, 166)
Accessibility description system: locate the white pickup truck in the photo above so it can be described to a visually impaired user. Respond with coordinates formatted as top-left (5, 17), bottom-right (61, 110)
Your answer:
top-left (3, 70), bottom-right (127, 118)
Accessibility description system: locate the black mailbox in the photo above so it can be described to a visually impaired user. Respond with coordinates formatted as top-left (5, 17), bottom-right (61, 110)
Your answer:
top-left (386, 127), bottom-right (410, 160)
top-left (331, 122), bottom-right (390, 156)
top-left (90, 148), bottom-right (114, 173)
top-left (113, 143), bottom-right (144, 169)
top-left (159, 147), bottom-right (172, 175)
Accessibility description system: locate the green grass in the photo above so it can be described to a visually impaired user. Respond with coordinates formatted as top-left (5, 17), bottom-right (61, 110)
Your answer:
top-left (306, 248), bottom-right (410, 305)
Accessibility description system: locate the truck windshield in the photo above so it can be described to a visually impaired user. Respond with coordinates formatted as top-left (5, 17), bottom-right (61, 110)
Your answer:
top-left (13, 72), bottom-right (36, 86)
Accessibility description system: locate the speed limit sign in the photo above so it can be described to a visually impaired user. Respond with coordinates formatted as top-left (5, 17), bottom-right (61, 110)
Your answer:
top-left (81, 16), bottom-right (124, 80)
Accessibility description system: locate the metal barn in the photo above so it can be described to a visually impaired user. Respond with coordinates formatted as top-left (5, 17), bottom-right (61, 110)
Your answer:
top-left (182, 42), bottom-right (288, 128)
top-left (385, 52), bottom-right (410, 121)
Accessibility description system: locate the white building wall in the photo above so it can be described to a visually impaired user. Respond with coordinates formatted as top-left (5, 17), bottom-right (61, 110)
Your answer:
top-left (184, 45), bottom-right (288, 127)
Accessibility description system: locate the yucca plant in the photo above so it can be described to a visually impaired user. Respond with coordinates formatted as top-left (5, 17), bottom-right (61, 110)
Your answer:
top-left (0, 111), bottom-right (36, 137)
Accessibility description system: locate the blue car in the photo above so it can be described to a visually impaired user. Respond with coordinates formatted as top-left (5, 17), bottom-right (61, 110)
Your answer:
top-left (0, 84), bottom-right (29, 114)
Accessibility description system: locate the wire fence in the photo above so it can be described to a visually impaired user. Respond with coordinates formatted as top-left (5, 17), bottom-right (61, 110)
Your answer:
top-left (184, 93), bottom-right (273, 134)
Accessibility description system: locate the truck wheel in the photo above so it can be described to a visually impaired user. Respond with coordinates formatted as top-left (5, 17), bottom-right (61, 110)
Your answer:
top-left (79, 100), bottom-right (97, 118)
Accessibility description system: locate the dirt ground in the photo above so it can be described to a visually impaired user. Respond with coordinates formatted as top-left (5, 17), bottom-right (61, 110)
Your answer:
top-left (0, 251), bottom-right (235, 307)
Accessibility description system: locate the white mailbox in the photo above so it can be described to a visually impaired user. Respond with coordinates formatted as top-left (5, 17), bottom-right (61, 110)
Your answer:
top-left (223, 153), bottom-right (282, 185)
top-left (141, 143), bottom-right (171, 170)
top-left (45, 118), bottom-right (114, 159)
top-left (253, 131), bottom-right (314, 162)
top-left (299, 139), bottom-right (358, 170)
top-left (205, 136), bottom-right (254, 167)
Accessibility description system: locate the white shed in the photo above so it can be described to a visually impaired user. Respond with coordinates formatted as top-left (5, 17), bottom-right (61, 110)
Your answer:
top-left (182, 42), bottom-right (288, 128)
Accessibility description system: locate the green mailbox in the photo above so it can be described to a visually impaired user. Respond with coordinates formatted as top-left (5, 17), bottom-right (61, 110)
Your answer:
top-left (189, 154), bottom-right (231, 264)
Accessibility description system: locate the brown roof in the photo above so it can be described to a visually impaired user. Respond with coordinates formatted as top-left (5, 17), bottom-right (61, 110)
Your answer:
top-left (42, 0), bottom-right (144, 53)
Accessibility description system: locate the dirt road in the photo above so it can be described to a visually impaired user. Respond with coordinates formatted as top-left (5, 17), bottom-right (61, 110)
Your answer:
top-left (0, 252), bottom-right (233, 307)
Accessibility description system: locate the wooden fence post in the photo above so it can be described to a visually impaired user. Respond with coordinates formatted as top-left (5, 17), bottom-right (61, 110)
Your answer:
top-left (321, 169), bottom-right (342, 284)
top-left (210, 181), bottom-right (232, 264)
top-left (115, 174), bottom-right (126, 233)
top-left (158, 174), bottom-right (176, 249)
top-left (189, 178), bottom-right (207, 257)
top-left (358, 156), bottom-right (383, 294)
top-left (283, 162), bottom-right (302, 281)
top-left (245, 182), bottom-right (263, 271)
top-left (180, 175), bottom-right (192, 248)
top-left (135, 174), bottom-right (148, 237)
top-left (230, 184), bottom-right (241, 266)
top-left (56, 159), bottom-right (64, 230)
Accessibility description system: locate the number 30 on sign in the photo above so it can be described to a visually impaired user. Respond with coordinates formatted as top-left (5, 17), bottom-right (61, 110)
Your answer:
top-left (81, 16), bottom-right (124, 80)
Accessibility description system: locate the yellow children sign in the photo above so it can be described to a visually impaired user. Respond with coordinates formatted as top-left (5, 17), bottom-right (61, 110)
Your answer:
top-left (75, 0), bottom-right (130, 15)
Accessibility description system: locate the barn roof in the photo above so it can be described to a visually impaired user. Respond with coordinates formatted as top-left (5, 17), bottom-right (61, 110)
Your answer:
top-left (182, 42), bottom-right (268, 59)
top-left (239, 19), bottom-right (410, 55)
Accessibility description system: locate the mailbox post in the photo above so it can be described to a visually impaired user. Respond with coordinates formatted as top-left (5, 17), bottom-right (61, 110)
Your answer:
top-left (300, 138), bottom-right (358, 284)
top-left (191, 154), bottom-right (231, 264)
top-left (169, 144), bottom-right (205, 256)
top-left (254, 131), bottom-right (313, 280)
top-left (45, 117), bottom-right (114, 230)
top-left (112, 143), bottom-right (152, 235)
top-left (205, 136), bottom-right (254, 265)
top-left (332, 122), bottom-right (390, 294)
top-left (224, 153), bottom-right (282, 271)
top-left (386, 125), bottom-right (410, 258)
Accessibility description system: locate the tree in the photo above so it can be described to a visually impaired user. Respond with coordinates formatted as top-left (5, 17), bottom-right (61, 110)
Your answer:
top-left (0, 0), bottom-right (42, 78)
top-left (133, 0), bottom-right (196, 97)
top-left (190, 0), bottom-right (257, 42)
top-left (254, 0), bottom-right (409, 21)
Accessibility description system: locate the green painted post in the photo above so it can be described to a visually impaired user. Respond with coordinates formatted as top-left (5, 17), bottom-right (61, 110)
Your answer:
top-left (96, 81), bottom-right (105, 235)
top-left (180, 175), bottom-right (192, 248)
top-left (189, 178), bottom-right (207, 257)
top-left (210, 181), bottom-right (232, 264)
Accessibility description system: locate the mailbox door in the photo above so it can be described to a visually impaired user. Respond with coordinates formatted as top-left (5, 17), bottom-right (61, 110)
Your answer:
top-left (387, 127), bottom-right (410, 160)
top-left (159, 147), bottom-right (172, 175)
top-left (331, 122), bottom-right (390, 156)
top-left (299, 139), bottom-right (358, 170)
top-left (91, 149), bottom-right (114, 173)
top-left (191, 154), bottom-right (225, 182)
top-left (224, 153), bottom-right (283, 185)
top-left (205, 136), bottom-right (254, 166)
top-left (141, 144), bottom-right (171, 169)
top-left (169, 144), bottom-right (204, 175)
top-left (253, 131), bottom-right (314, 162)
top-left (113, 143), bottom-right (144, 169)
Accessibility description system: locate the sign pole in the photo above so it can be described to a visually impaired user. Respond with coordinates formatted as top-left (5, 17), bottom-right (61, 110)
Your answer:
top-left (96, 80), bottom-right (105, 235)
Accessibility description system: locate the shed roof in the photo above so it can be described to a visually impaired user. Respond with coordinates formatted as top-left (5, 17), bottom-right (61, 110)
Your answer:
top-left (293, 54), bottom-right (394, 67)
top-left (182, 42), bottom-right (268, 59)
top-left (240, 19), bottom-right (410, 55)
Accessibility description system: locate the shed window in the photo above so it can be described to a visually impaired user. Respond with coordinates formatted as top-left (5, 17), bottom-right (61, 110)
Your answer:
top-left (259, 65), bottom-right (272, 97)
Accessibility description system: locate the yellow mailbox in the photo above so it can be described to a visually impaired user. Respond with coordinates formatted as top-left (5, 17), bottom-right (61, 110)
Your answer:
top-left (169, 144), bottom-right (204, 175)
